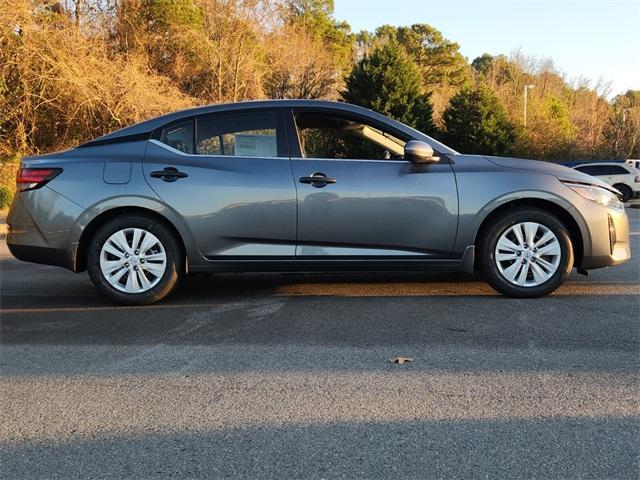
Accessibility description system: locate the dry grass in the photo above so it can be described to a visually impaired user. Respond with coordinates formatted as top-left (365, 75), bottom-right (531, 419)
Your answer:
top-left (0, 1), bottom-right (195, 189)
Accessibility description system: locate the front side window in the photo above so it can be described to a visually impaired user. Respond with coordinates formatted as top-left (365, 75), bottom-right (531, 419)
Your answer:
top-left (159, 120), bottom-right (194, 154)
top-left (294, 112), bottom-right (407, 161)
top-left (576, 166), bottom-right (597, 175)
top-left (196, 111), bottom-right (278, 157)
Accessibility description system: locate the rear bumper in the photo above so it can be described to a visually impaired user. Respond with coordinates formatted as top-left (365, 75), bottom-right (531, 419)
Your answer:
top-left (7, 243), bottom-right (73, 270)
top-left (6, 188), bottom-right (82, 271)
top-left (579, 205), bottom-right (631, 269)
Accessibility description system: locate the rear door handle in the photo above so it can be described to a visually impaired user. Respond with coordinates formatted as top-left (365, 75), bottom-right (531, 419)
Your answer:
top-left (299, 172), bottom-right (336, 188)
top-left (150, 167), bottom-right (188, 182)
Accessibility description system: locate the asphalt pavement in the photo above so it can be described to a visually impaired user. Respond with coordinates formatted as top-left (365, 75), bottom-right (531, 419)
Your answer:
top-left (1, 210), bottom-right (639, 479)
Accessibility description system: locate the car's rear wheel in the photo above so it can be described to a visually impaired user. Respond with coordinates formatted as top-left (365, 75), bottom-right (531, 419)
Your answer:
top-left (87, 215), bottom-right (181, 305)
top-left (613, 183), bottom-right (633, 203)
top-left (478, 208), bottom-right (573, 298)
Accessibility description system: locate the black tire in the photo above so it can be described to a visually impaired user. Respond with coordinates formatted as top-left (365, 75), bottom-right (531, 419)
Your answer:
top-left (478, 208), bottom-right (573, 298)
top-left (87, 214), bottom-right (182, 305)
top-left (613, 183), bottom-right (633, 203)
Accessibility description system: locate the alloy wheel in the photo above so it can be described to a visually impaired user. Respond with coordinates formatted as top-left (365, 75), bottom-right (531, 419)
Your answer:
top-left (494, 222), bottom-right (561, 287)
top-left (99, 228), bottom-right (167, 293)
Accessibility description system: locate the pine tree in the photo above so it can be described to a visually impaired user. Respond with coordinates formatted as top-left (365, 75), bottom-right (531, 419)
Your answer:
top-left (342, 40), bottom-right (435, 134)
top-left (442, 86), bottom-right (516, 155)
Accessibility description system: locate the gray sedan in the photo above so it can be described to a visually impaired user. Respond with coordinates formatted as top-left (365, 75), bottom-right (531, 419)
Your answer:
top-left (6, 100), bottom-right (631, 304)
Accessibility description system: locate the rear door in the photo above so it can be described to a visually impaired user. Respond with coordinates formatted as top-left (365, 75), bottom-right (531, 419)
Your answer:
top-left (143, 109), bottom-right (297, 260)
top-left (287, 109), bottom-right (458, 259)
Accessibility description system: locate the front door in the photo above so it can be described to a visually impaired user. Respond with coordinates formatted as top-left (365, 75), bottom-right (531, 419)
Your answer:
top-left (143, 109), bottom-right (297, 260)
top-left (289, 110), bottom-right (458, 259)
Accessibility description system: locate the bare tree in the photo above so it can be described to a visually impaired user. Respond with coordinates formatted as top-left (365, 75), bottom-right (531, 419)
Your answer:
top-left (263, 25), bottom-right (338, 99)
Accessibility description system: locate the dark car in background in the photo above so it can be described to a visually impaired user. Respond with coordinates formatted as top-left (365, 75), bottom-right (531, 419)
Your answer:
top-left (6, 100), bottom-right (631, 304)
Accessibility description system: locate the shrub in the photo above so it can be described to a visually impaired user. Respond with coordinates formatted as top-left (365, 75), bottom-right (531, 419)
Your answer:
top-left (442, 85), bottom-right (517, 155)
top-left (0, 185), bottom-right (13, 209)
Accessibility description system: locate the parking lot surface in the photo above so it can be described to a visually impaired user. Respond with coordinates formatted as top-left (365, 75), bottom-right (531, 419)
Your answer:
top-left (1, 210), bottom-right (639, 479)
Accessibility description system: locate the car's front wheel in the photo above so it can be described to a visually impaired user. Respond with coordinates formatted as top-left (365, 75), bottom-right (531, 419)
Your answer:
top-left (87, 215), bottom-right (182, 305)
top-left (613, 183), bottom-right (633, 203)
top-left (478, 208), bottom-right (573, 298)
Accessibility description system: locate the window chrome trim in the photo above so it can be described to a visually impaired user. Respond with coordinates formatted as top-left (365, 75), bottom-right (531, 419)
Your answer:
top-left (149, 139), bottom-right (287, 160)
top-left (290, 156), bottom-right (408, 164)
top-left (149, 140), bottom-right (443, 164)
top-left (151, 140), bottom-right (414, 163)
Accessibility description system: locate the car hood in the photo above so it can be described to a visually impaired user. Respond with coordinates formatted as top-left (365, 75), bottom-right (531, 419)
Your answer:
top-left (484, 156), bottom-right (616, 192)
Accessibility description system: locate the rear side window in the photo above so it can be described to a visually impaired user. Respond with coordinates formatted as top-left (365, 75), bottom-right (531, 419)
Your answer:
top-left (196, 111), bottom-right (279, 157)
top-left (606, 165), bottom-right (630, 175)
top-left (159, 120), bottom-right (194, 154)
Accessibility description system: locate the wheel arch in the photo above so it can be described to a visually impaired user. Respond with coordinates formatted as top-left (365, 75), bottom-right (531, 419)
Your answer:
top-left (473, 198), bottom-right (585, 269)
top-left (73, 205), bottom-right (190, 273)
top-left (612, 182), bottom-right (633, 201)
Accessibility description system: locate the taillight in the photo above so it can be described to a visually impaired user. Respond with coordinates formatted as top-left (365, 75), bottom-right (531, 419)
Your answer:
top-left (635, 175), bottom-right (640, 183)
top-left (16, 168), bottom-right (62, 192)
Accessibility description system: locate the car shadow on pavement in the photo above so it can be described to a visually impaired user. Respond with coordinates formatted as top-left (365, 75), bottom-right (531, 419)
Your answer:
top-left (1, 286), bottom-right (638, 376)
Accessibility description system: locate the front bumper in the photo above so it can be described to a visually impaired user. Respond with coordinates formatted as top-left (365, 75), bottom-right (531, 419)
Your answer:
top-left (579, 205), bottom-right (631, 269)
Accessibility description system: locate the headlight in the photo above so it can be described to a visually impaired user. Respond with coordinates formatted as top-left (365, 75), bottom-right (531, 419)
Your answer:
top-left (564, 182), bottom-right (623, 209)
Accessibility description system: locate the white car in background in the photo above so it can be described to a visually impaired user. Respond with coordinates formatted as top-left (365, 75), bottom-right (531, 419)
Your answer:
top-left (573, 162), bottom-right (640, 202)
top-left (626, 159), bottom-right (640, 170)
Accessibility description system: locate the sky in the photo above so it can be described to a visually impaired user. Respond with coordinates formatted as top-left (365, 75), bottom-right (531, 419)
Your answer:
top-left (333, 0), bottom-right (640, 98)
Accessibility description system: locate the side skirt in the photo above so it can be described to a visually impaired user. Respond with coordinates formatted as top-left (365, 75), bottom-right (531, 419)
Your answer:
top-left (190, 247), bottom-right (476, 274)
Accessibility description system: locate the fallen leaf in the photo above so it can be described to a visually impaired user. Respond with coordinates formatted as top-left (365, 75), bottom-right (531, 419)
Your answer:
top-left (389, 356), bottom-right (414, 365)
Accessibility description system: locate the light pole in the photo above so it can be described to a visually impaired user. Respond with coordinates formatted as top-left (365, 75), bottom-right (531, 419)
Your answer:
top-left (523, 84), bottom-right (534, 127)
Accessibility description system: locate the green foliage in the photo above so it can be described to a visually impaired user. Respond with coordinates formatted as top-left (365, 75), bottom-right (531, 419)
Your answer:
top-left (140, 0), bottom-right (203, 31)
top-left (614, 90), bottom-right (640, 107)
top-left (374, 24), bottom-right (470, 89)
top-left (0, 152), bottom-right (20, 198)
top-left (442, 86), bottom-right (516, 155)
top-left (546, 96), bottom-right (575, 138)
top-left (472, 54), bottom-right (521, 85)
top-left (342, 40), bottom-right (435, 134)
top-left (284, 0), bottom-right (354, 72)
top-left (0, 185), bottom-right (13, 209)
top-left (471, 54), bottom-right (494, 76)
top-left (518, 95), bottom-right (577, 160)
top-left (286, 0), bottom-right (334, 19)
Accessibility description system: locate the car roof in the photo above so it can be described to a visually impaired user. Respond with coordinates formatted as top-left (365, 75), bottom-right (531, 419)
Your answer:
top-left (81, 99), bottom-right (457, 155)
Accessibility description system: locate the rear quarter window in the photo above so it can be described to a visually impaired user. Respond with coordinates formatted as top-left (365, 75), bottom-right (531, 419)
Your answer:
top-left (159, 120), bottom-right (194, 154)
top-left (607, 165), bottom-right (631, 175)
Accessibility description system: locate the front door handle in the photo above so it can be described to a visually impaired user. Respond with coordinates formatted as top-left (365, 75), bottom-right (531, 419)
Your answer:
top-left (150, 167), bottom-right (188, 182)
top-left (299, 172), bottom-right (337, 188)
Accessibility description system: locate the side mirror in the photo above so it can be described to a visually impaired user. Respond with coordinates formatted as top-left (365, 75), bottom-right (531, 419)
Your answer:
top-left (404, 140), bottom-right (439, 164)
